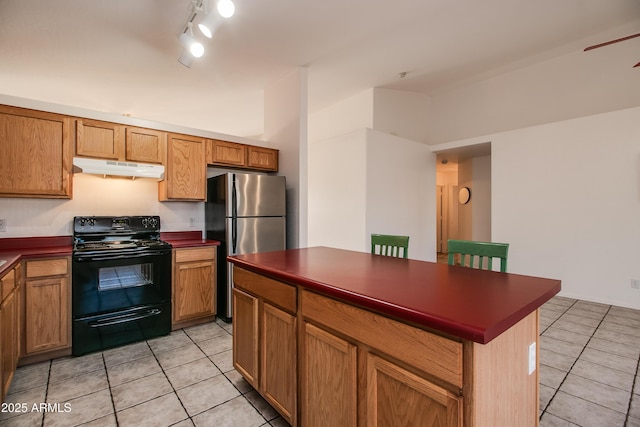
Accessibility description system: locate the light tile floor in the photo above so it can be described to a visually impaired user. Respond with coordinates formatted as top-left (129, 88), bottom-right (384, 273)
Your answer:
top-left (1, 319), bottom-right (288, 427)
top-left (539, 296), bottom-right (640, 427)
top-left (1, 297), bottom-right (639, 427)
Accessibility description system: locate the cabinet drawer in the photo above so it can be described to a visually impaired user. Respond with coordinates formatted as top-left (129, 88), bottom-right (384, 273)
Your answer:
top-left (1, 268), bottom-right (15, 301)
top-left (233, 267), bottom-right (296, 314)
top-left (301, 290), bottom-right (463, 388)
top-left (174, 247), bottom-right (216, 263)
top-left (25, 258), bottom-right (69, 279)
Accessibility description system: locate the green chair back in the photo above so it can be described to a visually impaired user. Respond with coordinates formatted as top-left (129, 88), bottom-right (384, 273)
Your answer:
top-left (447, 239), bottom-right (509, 272)
top-left (371, 234), bottom-right (409, 259)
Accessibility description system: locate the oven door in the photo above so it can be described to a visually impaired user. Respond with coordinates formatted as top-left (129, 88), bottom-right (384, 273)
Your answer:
top-left (72, 249), bottom-right (172, 318)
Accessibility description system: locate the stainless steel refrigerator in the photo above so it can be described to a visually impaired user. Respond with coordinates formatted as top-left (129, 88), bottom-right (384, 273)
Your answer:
top-left (205, 173), bottom-right (286, 320)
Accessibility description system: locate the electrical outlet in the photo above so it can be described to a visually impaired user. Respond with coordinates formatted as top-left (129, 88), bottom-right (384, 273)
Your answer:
top-left (189, 217), bottom-right (196, 228)
top-left (528, 342), bottom-right (536, 375)
top-left (631, 279), bottom-right (640, 290)
top-left (0, 219), bottom-right (6, 232)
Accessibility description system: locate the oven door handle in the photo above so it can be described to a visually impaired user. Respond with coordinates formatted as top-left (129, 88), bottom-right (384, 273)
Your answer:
top-left (88, 308), bottom-right (163, 328)
top-left (75, 252), bottom-right (169, 262)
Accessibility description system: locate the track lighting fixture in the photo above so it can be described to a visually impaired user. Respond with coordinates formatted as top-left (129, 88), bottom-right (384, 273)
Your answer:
top-left (177, 0), bottom-right (235, 68)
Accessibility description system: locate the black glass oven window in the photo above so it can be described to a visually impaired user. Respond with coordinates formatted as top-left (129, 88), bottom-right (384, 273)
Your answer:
top-left (98, 263), bottom-right (153, 291)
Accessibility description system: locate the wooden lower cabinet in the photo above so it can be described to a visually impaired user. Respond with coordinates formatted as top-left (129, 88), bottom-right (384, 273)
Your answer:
top-left (232, 268), bottom-right (297, 426)
top-left (303, 322), bottom-right (357, 427)
top-left (232, 267), bottom-right (540, 426)
top-left (24, 258), bottom-right (70, 356)
top-left (172, 247), bottom-right (216, 329)
top-left (261, 302), bottom-right (296, 422)
top-left (366, 353), bottom-right (462, 427)
top-left (0, 266), bottom-right (20, 401)
top-left (232, 288), bottom-right (259, 387)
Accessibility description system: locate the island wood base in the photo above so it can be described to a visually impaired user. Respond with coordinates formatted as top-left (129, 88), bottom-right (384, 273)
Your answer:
top-left (232, 266), bottom-right (540, 427)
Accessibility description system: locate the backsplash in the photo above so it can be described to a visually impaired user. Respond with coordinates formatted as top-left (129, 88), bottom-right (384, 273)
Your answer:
top-left (0, 174), bottom-right (203, 238)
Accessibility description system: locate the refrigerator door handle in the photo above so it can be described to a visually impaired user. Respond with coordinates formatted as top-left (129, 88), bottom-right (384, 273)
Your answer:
top-left (231, 217), bottom-right (237, 253)
top-left (231, 177), bottom-right (238, 253)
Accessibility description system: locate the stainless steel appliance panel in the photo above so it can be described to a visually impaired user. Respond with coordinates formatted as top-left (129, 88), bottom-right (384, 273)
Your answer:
top-left (226, 173), bottom-right (286, 218)
top-left (206, 173), bottom-right (287, 321)
top-left (227, 217), bottom-right (287, 255)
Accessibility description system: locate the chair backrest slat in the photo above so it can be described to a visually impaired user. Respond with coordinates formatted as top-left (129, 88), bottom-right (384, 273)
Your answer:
top-left (447, 239), bottom-right (509, 272)
top-left (371, 234), bottom-right (409, 259)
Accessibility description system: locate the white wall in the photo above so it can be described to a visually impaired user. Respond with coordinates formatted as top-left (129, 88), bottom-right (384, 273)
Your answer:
top-left (365, 129), bottom-right (436, 261)
top-left (439, 106), bottom-right (640, 309)
top-left (308, 128), bottom-right (436, 261)
top-left (372, 88), bottom-right (430, 143)
top-left (457, 159), bottom-right (473, 240)
top-left (308, 129), bottom-right (367, 251)
top-left (308, 89), bottom-right (374, 144)
top-left (426, 23), bottom-right (640, 145)
top-left (263, 67), bottom-right (309, 249)
top-left (472, 155), bottom-right (491, 242)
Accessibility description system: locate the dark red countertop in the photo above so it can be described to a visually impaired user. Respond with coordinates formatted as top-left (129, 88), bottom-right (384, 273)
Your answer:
top-left (0, 236), bottom-right (73, 276)
top-left (0, 232), bottom-right (219, 277)
top-left (160, 231), bottom-right (220, 249)
top-left (228, 246), bottom-right (561, 344)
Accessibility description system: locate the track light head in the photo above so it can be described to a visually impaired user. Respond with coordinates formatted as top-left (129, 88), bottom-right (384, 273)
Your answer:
top-left (198, 0), bottom-right (234, 38)
top-left (179, 32), bottom-right (204, 58)
top-left (217, 0), bottom-right (235, 18)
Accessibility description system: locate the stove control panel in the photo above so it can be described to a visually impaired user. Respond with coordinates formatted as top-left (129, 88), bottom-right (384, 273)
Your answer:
top-left (74, 216), bottom-right (161, 233)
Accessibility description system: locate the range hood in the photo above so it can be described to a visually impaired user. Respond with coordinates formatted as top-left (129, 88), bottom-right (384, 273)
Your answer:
top-left (73, 157), bottom-right (165, 180)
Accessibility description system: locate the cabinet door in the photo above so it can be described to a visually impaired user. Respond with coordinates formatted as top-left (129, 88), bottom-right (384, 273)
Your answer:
top-left (173, 259), bottom-right (215, 323)
top-left (261, 303), bottom-right (296, 425)
top-left (233, 288), bottom-right (259, 388)
top-left (160, 133), bottom-right (206, 201)
top-left (0, 106), bottom-right (72, 198)
top-left (366, 353), bottom-right (462, 427)
top-left (76, 119), bottom-right (123, 159)
top-left (125, 127), bottom-right (165, 164)
top-left (207, 139), bottom-right (247, 167)
top-left (247, 146), bottom-right (278, 171)
top-left (25, 277), bottom-right (70, 354)
top-left (1, 289), bottom-right (17, 399)
top-left (303, 322), bottom-right (357, 427)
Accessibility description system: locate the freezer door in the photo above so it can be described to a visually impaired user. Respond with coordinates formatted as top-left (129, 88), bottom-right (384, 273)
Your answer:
top-left (227, 216), bottom-right (286, 255)
top-left (230, 173), bottom-right (286, 217)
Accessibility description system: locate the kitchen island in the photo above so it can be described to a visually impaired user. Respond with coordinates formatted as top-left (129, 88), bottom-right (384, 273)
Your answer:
top-left (228, 247), bottom-right (560, 427)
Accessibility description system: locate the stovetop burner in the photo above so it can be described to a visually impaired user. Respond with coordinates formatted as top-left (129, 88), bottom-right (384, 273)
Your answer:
top-left (73, 216), bottom-right (172, 256)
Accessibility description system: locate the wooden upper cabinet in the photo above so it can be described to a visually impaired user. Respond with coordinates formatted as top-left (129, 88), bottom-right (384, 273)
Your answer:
top-left (125, 127), bottom-right (165, 164)
top-left (0, 105), bottom-right (73, 198)
top-left (76, 119), bottom-right (123, 159)
top-left (207, 139), bottom-right (247, 167)
top-left (207, 139), bottom-right (279, 172)
top-left (248, 145), bottom-right (278, 171)
top-left (159, 133), bottom-right (206, 201)
top-left (76, 120), bottom-right (165, 164)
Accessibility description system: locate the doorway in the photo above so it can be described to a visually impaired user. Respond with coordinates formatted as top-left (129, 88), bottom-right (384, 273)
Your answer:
top-left (434, 142), bottom-right (492, 263)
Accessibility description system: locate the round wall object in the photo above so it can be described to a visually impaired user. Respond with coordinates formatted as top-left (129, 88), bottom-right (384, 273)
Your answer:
top-left (458, 187), bottom-right (471, 204)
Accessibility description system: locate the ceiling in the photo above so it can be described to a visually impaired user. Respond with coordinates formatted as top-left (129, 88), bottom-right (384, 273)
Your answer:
top-left (0, 0), bottom-right (639, 139)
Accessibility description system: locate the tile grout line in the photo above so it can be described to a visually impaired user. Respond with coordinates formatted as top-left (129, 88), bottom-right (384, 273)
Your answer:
top-left (149, 330), bottom-right (200, 426)
top-left (101, 352), bottom-right (120, 427)
top-left (539, 299), bottom-right (578, 419)
top-left (624, 355), bottom-right (640, 427)
top-left (540, 301), bottom-right (615, 422)
top-left (184, 322), bottom-right (275, 425)
top-left (541, 302), bottom-right (639, 424)
top-left (40, 360), bottom-right (52, 427)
